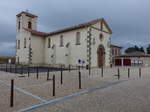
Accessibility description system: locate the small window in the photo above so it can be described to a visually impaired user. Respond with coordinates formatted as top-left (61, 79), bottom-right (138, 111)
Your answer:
top-left (76, 32), bottom-right (81, 45)
top-left (115, 49), bottom-right (117, 55)
top-left (112, 49), bottom-right (114, 55)
top-left (18, 21), bottom-right (20, 30)
top-left (60, 35), bottom-right (64, 47)
top-left (18, 40), bottom-right (20, 49)
top-left (48, 38), bottom-right (51, 48)
top-left (24, 38), bottom-right (26, 48)
top-left (99, 34), bottom-right (103, 41)
top-left (28, 21), bottom-right (32, 29)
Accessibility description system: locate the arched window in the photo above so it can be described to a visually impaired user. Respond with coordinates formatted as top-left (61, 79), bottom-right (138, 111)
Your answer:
top-left (48, 38), bottom-right (51, 48)
top-left (18, 40), bottom-right (20, 49)
top-left (24, 38), bottom-right (26, 48)
top-left (28, 21), bottom-right (32, 29)
top-left (76, 32), bottom-right (81, 45)
top-left (18, 21), bottom-right (20, 30)
top-left (99, 33), bottom-right (103, 41)
top-left (60, 35), bottom-right (64, 47)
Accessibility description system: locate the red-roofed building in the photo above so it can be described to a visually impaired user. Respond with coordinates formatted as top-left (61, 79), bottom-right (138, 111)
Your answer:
top-left (113, 51), bottom-right (150, 66)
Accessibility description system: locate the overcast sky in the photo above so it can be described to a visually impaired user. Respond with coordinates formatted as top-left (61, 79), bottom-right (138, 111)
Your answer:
top-left (0, 0), bottom-right (150, 56)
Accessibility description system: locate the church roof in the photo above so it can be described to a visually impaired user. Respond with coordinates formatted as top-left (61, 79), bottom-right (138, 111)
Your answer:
top-left (110, 44), bottom-right (122, 49)
top-left (25, 18), bottom-right (112, 37)
top-left (24, 28), bottom-right (48, 37)
top-left (16, 11), bottom-right (38, 18)
top-left (117, 51), bottom-right (150, 58)
top-left (47, 18), bottom-right (111, 36)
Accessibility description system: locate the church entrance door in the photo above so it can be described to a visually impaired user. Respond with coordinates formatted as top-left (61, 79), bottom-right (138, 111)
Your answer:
top-left (97, 46), bottom-right (105, 67)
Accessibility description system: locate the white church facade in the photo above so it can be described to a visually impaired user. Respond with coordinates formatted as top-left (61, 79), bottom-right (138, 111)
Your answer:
top-left (16, 11), bottom-right (113, 68)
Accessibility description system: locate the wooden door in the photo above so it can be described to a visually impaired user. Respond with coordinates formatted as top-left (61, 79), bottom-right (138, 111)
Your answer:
top-left (98, 47), bottom-right (104, 67)
top-left (115, 59), bottom-right (122, 66)
top-left (123, 59), bottom-right (131, 66)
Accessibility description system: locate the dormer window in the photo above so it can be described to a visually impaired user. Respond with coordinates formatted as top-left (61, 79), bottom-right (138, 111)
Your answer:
top-left (28, 21), bottom-right (32, 29)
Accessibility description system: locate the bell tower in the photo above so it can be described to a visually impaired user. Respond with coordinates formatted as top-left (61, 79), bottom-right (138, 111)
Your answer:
top-left (16, 11), bottom-right (38, 64)
top-left (16, 11), bottom-right (38, 32)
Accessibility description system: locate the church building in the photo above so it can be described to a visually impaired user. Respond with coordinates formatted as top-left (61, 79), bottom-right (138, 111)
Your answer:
top-left (16, 11), bottom-right (114, 68)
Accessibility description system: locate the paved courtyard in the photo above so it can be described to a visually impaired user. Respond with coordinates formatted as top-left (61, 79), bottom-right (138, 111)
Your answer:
top-left (0, 67), bottom-right (150, 112)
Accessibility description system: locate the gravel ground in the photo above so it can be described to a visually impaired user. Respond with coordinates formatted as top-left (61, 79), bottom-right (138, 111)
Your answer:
top-left (0, 67), bottom-right (149, 112)
top-left (32, 75), bottom-right (150, 112)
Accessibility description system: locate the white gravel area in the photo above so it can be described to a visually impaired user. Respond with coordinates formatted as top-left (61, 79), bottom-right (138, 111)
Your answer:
top-left (0, 67), bottom-right (149, 112)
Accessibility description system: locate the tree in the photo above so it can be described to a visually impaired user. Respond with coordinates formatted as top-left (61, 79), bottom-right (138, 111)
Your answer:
top-left (125, 45), bottom-right (145, 53)
top-left (125, 47), bottom-right (136, 53)
top-left (147, 44), bottom-right (150, 54)
top-left (139, 47), bottom-right (145, 53)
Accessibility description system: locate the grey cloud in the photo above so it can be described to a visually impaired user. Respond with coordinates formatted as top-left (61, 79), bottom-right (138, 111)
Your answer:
top-left (0, 0), bottom-right (150, 56)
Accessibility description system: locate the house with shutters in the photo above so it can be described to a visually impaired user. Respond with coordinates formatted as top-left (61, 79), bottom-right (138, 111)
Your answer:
top-left (16, 11), bottom-right (117, 67)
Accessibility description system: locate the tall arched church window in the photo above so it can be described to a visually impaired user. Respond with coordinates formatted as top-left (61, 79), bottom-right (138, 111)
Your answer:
top-left (18, 21), bottom-right (20, 30)
top-left (60, 35), bottom-right (64, 47)
top-left (48, 38), bottom-right (51, 48)
top-left (24, 38), bottom-right (26, 48)
top-left (28, 21), bottom-right (32, 29)
top-left (76, 32), bottom-right (81, 45)
top-left (99, 34), bottom-right (103, 41)
top-left (18, 40), bottom-right (20, 49)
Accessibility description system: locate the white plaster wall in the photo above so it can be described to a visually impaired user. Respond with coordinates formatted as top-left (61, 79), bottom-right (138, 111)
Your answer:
top-left (31, 35), bottom-right (45, 64)
top-left (44, 22), bottom-right (111, 67)
top-left (44, 28), bottom-right (88, 66)
top-left (130, 57), bottom-right (150, 67)
top-left (142, 57), bottom-right (150, 66)
top-left (16, 30), bottom-right (31, 64)
top-left (90, 22), bottom-right (111, 67)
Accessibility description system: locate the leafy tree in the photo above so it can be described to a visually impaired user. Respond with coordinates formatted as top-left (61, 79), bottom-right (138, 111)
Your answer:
top-left (125, 45), bottom-right (145, 53)
top-left (147, 44), bottom-right (150, 54)
top-left (140, 47), bottom-right (145, 53)
top-left (125, 47), bottom-right (136, 53)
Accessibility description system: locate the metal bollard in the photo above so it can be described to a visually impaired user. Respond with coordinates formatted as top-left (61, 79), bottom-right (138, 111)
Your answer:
top-left (128, 68), bottom-right (130, 78)
top-left (79, 71), bottom-right (81, 89)
top-left (10, 79), bottom-right (14, 107)
top-left (36, 67), bottom-right (39, 79)
top-left (118, 68), bottom-right (120, 80)
top-left (53, 75), bottom-right (55, 96)
top-left (89, 66), bottom-right (91, 76)
top-left (47, 68), bottom-right (49, 81)
top-left (28, 66), bottom-right (30, 77)
top-left (101, 67), bottom-right (103, 77)
top-left (61, 65), bottom-right (63, 84)
top-left (139, 68), bottom-right (141, 78)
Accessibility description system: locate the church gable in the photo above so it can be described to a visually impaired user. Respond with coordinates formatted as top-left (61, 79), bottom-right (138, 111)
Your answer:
top-left (90, 19), bottom-right (112, 34)
top-left (101, 19), bottom-right (112, 34)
